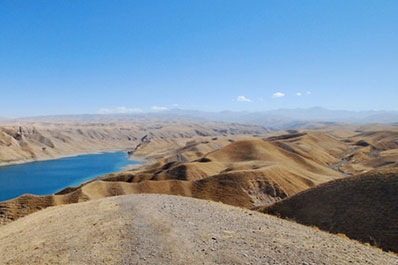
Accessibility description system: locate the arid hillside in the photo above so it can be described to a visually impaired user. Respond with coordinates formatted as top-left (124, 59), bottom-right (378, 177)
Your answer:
top-left (259, 168), bottom-right (398, 253)
top-left (0, 130), bottom-right (347, 224)
top-left (325, 129), bottom-right (398, 175)
top-left (0, 121), bottom-right (269, 166)
top-left (1, 194), bottom-right (396, 265)
top-left (2, 125), bottom-right (398, 257)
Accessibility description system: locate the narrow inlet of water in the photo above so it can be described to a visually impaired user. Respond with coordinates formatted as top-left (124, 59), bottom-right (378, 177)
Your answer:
top-left (0, 152), bottom-right (139, 202)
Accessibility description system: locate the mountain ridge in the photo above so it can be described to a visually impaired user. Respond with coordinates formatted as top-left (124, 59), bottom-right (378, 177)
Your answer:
top-left (9, 107), bottom-right (398, 130)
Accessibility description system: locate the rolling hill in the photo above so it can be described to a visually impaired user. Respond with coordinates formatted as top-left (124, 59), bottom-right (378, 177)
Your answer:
top-left (258, 168), bottom-right (398, 253)
top-left (2, 125), bottom-right (398, 257)
top-left (0, 131), bottom-right (347, 225)
top-left (0, 121), bottom-right (269, 166)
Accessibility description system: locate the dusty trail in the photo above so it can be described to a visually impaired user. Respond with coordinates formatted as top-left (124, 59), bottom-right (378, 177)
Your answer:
top-left (0, 194), bottom-right (396, 265)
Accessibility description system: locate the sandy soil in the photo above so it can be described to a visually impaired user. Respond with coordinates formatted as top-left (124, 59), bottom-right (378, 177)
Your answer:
top-left (0, 194), bottom-right (396, 265)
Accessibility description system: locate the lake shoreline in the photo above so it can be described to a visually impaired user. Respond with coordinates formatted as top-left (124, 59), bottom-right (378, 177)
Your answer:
top-left (0, 151), bottom-right (142, 202)
top-left (0, 147), bottom-right (139, 168)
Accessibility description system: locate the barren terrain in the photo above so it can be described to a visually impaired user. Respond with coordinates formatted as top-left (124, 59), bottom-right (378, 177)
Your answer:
top-left (0, 130), bottom-right (346, 224)
top-left (0, 121), bottom-right (269, 166)
top-left (259, 168), bottom-right (398, 253)
top-left (1, 194), bottom-right (396, 265)
top-left (1, 122), bottom-right (398, 260)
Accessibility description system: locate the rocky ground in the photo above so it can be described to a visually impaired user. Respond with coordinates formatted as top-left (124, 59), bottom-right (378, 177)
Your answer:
top-left (0, 194), bottom-right (396, 265)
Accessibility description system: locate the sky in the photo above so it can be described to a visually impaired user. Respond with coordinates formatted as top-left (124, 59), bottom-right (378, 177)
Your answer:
top-left (0, 1), bottom-right (397, 117)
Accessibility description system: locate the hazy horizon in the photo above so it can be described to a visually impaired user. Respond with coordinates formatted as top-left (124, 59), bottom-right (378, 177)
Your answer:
top-left (0, 106), bottom-right (397, 119)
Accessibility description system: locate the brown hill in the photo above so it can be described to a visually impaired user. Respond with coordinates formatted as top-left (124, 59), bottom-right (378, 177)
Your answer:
top-left (5, 127), bottom-right (398, 227)
top-left (0, 131), bottom-right (347, 225)
top-left (1, 194), bottom-right (397, 265)
top-left (0, 121), bottom-right (269, 166)
top-left (102, 132), bottom-right (346, 208)
top-left (258, 168), bottom-right (398, 253)
top-left (129, 131), bottom-right (346, 181)
top-left (2, 126), bottom-right (398, 257)
top-left (314, 127), bottom-right (398, 175)
top-left (351, 130), bottom-right (398, 149)
top-left (125, 127), bottom-right (398, 178)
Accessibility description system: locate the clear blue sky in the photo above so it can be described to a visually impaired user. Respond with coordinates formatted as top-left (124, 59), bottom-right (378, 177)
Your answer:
top-left (1, 1), bottom-right (397, 117)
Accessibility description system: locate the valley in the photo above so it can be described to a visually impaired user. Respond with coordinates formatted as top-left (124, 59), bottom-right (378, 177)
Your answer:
top-left (1, 120), bottom-right (398, 261)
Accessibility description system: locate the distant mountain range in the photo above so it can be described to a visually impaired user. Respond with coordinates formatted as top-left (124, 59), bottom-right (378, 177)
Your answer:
top-left (6, 107), bottom-right (398, 130)
top-left (0, 117), bottom-right (10, 124)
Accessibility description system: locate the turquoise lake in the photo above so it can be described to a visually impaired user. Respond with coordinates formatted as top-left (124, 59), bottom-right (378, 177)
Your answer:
top-left (0, 152), bottom-right (139, 202)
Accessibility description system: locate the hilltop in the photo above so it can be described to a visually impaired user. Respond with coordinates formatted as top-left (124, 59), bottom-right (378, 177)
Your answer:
top-left (1, 194), bottom-right (396, 265)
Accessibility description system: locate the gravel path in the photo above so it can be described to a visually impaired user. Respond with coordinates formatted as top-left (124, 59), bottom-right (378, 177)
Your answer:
top-left (0, 194), bottom-right (397, 265)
